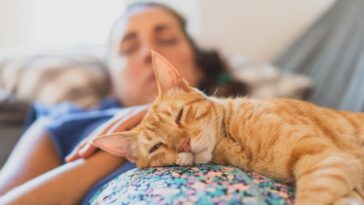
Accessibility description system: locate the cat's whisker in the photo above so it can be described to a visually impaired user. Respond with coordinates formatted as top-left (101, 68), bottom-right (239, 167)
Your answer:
top-left (212, 88), bottom-right (219, 97)
top-left (99, 132), bottom-right (124, 137)
top-left (98, 132), bottom-right (134, 141)
top-left (131, 94), bottom-right (155, 102)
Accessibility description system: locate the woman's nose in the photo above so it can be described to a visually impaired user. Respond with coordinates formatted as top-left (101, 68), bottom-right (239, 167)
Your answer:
top-left (140, 43), bottom-right (155, 65)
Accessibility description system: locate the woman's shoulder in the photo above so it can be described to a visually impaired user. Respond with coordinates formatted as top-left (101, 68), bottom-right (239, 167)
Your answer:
top-left (25, 97), bottom-right (123, 129)
top-left (35, 97), bottom-right (122, 119)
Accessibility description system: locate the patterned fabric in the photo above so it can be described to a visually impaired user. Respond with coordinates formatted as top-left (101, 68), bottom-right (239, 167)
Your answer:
top-left (0, 46), bottom-right (108, 108)
top-left (89, 165), bottom-right (295, 205)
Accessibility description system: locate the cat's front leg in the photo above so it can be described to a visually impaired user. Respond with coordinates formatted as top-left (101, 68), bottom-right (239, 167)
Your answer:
top-left (293, 151), bottom-right (363, 205)
top-left (176, 152), bottom-right (193, 166)
top-left (333, 189), bottom-right (364, 205)
top-left (194, 149), bottom-right (213, 164)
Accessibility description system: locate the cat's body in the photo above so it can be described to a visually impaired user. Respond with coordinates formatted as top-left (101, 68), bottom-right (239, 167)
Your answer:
top-left (212, 97), bottom-right (364, 182)
top-left (95, 51), bottom-right (364, 205)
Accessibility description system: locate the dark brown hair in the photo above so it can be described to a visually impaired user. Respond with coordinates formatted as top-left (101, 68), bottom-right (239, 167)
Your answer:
top-left (113, 2), bottom-right (249, 97)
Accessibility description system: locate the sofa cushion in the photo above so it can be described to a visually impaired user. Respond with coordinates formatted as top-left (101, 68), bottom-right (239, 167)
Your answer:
top-left (0, 46), bottom-right (109, 108)
top-left (0, 91), bottom-right (30, 167)
top-left (89, 165), bottom-right (294, 205)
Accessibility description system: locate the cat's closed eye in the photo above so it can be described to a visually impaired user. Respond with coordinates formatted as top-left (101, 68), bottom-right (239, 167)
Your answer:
top-left (149, 142), bottom-right (163, 153)
top-left (175, 107), bottom-right (184, 124)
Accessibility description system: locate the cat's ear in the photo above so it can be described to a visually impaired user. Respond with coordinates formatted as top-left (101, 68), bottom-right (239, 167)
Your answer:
top-left (92, 131), bottom-right (137, 162)
top-left (151, 50), bottom-right (190, 94)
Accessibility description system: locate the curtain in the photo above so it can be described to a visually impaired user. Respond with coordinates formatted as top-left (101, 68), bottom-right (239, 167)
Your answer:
top-left (274, 0), bottom-right (364, 112)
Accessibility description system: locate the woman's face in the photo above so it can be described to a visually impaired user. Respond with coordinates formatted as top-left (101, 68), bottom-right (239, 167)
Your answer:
top-left (108, 6), bottom-right (203, 106)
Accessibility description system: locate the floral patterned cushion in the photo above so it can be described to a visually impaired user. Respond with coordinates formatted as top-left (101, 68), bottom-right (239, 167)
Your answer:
top-left (89, 165), bottom-right (294, 205)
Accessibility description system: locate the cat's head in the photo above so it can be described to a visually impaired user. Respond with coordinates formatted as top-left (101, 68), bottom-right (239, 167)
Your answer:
top-left (93, 51), bottom-right (220, 168)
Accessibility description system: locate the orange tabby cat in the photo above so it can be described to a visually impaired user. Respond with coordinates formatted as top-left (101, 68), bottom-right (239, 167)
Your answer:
top-left (94, 51), bottom-right (364, 205)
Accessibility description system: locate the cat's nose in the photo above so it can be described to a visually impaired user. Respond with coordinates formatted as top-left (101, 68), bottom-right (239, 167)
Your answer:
top-left (177, 138), bottom-right (191, 153)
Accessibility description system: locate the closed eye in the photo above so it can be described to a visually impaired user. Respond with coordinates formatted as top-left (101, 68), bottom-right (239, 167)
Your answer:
top-left (149, 142), bottom-right (163, 154)
top-left (175, 107), bottom-right (184, 124)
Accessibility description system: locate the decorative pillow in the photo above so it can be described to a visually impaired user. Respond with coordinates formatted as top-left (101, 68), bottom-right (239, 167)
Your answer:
top-left (0, 46), bottom-right (109, 108)
top-left (90, 165), bottom-right (294, 205)
top-left (230, 58), bottom-right (312, 99)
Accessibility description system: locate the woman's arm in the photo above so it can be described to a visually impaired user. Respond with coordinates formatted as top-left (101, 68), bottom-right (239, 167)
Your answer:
top-left (0, 105), bottom-right (147, 203)
top-left (0, 151), bottom-right (126, 205)
top-left (0, 118), bottom-right (126, 204)
top-left (66, 104), bottom-right (148, 162)
top-left (0, 118), bottom-right (61, 195)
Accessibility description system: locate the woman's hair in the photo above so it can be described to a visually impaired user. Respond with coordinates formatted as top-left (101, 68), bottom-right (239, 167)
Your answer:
top-left (109, 2), bottom-right (249, 97)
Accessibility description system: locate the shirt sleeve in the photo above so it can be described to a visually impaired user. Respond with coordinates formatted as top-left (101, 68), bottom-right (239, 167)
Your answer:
top-left (25, 98), bottom-right (122, 162)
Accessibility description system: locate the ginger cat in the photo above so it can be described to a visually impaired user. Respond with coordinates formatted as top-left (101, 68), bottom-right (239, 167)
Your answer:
top-left (94, 51), bottom-right (364, 205)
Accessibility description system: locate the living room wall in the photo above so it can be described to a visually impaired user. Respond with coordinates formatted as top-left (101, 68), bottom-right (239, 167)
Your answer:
top-left (0, 0), bottom-right (335, 61)
top-left (196, 0), bottom-right (335, 61)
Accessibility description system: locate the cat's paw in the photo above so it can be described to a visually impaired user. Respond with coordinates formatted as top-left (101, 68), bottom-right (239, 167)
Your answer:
top-left (194, 151), bottom-right (212, 164)
top-left (333, 198), bottom-right (363, 205)
top-left (333, 189), bottom-right (364, 205)
top-left (176, 152), bottom-right (193, 166)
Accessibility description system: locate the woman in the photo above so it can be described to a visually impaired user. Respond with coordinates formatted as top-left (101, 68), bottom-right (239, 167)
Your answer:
top-left (0, 3), bottom-right (247, 204)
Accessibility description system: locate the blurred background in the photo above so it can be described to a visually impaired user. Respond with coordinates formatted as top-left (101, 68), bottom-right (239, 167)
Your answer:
top-left (0, 0), bottom-right (335, 61)
top-left (2, 0), bottom-right (364, 167)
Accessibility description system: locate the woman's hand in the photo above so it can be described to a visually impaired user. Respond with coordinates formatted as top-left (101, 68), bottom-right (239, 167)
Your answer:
top-left (65, 105), bottom-right (149, 162)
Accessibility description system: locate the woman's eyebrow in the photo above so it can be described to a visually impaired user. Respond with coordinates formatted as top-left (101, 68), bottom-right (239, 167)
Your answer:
top-left (121, 32), bottom-right (137, 43)
top-left (154, 24), bottom-right (174, 33)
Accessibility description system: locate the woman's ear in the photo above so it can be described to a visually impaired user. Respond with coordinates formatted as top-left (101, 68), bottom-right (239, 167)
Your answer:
top-left (151, 50), bottom-right (190, 94)
top-left (92, 131), bottom-right (137, 162)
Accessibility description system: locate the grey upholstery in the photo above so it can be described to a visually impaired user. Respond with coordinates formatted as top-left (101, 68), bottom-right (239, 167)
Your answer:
top-left (0, 94), bottom-right (29, 167)
top-left (274, 0), bottom-right (364, 112)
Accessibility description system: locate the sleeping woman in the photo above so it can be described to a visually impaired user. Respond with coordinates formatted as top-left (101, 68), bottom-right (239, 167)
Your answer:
top-left (0, 3), bottom-right (248, 204)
